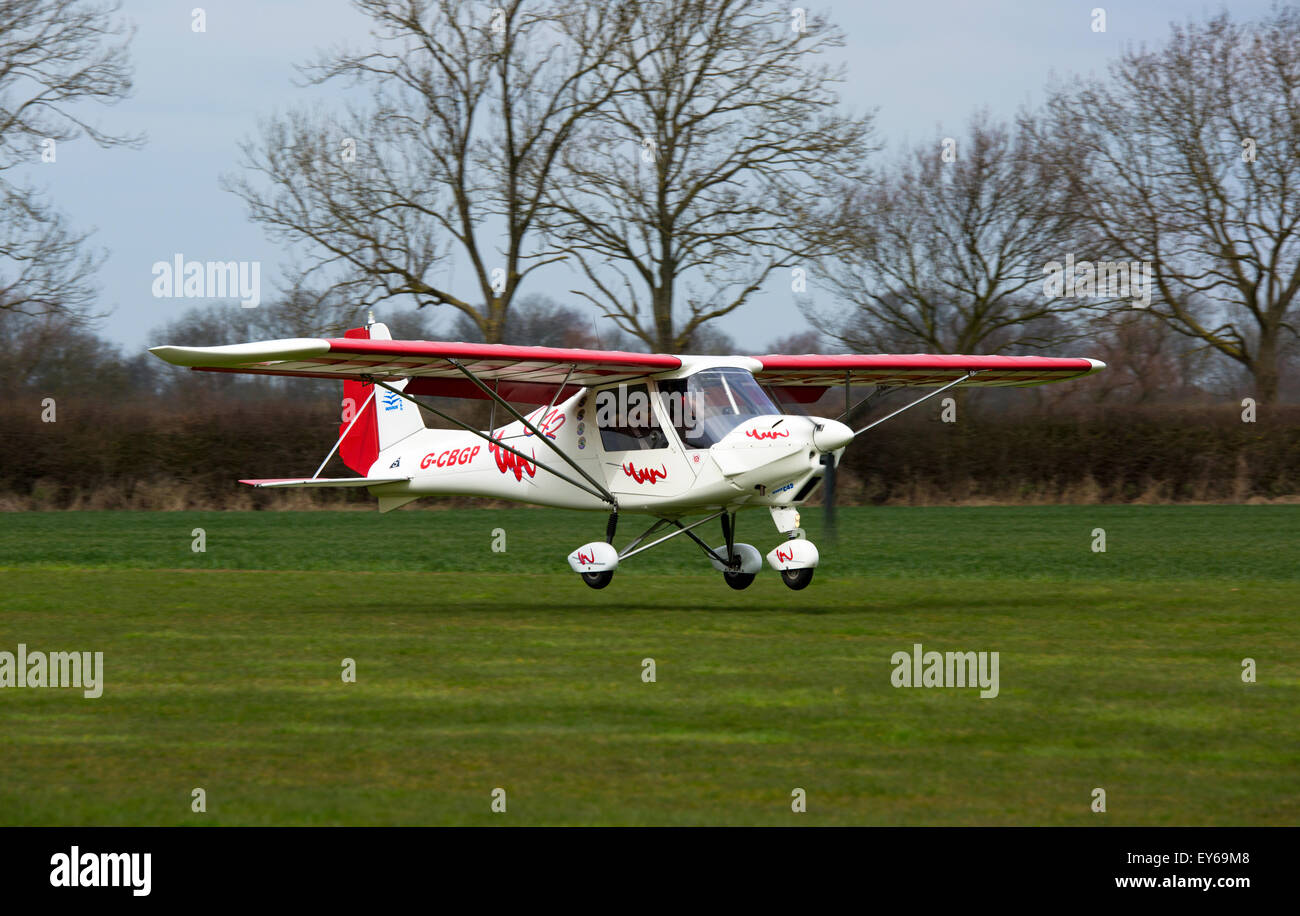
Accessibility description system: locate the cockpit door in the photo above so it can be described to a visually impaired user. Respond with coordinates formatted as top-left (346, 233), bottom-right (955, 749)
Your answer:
top-left (588, 382), bottom-right (696, 500)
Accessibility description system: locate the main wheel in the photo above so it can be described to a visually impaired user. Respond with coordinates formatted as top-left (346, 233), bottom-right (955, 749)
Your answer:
top-left (581, 570), bottom-right (614, 589)
top-left (780, 568), bottom-right (814, 590)
top-left (723, 570), bottom-right (756, 590)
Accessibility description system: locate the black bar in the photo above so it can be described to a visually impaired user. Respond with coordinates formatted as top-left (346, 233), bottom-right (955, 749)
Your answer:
top-left (0, 826), bottom-right (1287, 903)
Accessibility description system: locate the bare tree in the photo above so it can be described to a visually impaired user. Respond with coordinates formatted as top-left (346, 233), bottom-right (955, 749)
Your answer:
top-left (151, 287), bottom-right (433, 346)
top-left (449, 292), bottom-right (606, 348)
top-left (145, 292), bottom-right (436, 399)
top-left (1081, 314), bottom-right (1218, 405)
top-left (0, 0), bottom-right (139, 318)
top-left (0, 308), bottom-right (123, 392)
top-left (765, 329), bottom-right (824, 355)
top-left (225, 0), bottom-right (634, 344)
top-left (543, 0), bottom-right (872, 353)
top-left (817, 111), bottom-right (1088, 356)
top-left (1038, 9), bottom-right (1300, 403)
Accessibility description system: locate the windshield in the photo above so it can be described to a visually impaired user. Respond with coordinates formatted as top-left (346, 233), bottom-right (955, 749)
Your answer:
top-left (657, 368), bottom-right (779, 449)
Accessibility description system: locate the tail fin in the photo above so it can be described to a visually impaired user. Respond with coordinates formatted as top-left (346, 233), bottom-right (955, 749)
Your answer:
top-left (338, 322), bottom-right (425, 475)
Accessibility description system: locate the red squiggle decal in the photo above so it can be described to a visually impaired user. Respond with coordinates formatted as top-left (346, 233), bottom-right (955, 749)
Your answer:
top-left (524, 407), bottom-right (565, 440)
top-left (775, 547), bottom-right (794, 563)
top-left (488, 437), bottom-right (537, 481)
top-left (577, 550), bottom-right (594, 565)
top-left (622, 462), bottom-right (668, 484)
top-left (746, 428), bottom-right (790, 440)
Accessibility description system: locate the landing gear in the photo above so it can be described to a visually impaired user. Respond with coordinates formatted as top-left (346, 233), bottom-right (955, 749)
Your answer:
top-left (583, 513), bottom-right (619, 589)
top-left (567, 541), bottom-right (619, 587)
top-left (707, 513), bottom-right (762, 589)
top-left (568, 510), bottom-right (818, 589)
top-left (723, 570), bottom-right (756, 590)
top-left (766, 533), bottom-right (819, 589)
top-left (780, 568), bottom-right (814, 590)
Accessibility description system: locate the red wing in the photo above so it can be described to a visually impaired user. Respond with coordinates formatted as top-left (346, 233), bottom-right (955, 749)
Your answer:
top-left (753, 353), bottom-right (1105, 392)
top-left (150, 337), bottom-right (681, 403)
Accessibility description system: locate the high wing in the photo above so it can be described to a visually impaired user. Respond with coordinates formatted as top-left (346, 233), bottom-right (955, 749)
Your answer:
top-left (150, 334), bottom-right (1103, 403)
top-left (149, 337), bottom-right (681, 404)
top-left (752, 353), bottom-right (1105, 401)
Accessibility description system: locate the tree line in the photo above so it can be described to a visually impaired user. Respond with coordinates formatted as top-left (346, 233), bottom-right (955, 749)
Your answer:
top-left (1, 1), bottom-right (1297, 405)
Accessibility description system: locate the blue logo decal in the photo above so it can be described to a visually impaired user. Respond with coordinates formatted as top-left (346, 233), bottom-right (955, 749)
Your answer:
top-left (381, 391), bottom-right (403, 412)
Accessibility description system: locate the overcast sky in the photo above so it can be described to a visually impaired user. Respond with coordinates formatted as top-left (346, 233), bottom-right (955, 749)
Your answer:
top-left (17, 0), bottom-right (1274, 351)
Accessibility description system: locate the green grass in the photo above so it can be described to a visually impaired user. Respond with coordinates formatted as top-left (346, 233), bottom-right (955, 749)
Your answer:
top-left (0, 506), bottom-right (1296, 825)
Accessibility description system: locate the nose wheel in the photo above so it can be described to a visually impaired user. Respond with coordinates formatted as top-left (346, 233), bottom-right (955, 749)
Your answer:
top-left (581, 570), bottom-right (614, 589)
top-left (767, 532), bottom-right (819, 589)
top-left (780, 568), bottom-right (814, 590)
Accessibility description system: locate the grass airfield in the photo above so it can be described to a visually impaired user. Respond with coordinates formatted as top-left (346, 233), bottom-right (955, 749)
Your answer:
top-left (0, 505), bottom-right (1296, 825)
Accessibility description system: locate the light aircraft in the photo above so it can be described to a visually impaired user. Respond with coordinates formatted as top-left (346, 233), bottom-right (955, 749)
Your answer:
top-left (150, 319), bottom-right (1103, 590)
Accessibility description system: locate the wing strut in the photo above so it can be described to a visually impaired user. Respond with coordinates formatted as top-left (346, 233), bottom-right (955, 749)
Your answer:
top-left (362, 376), bottom-right (618, 508)
top-left (444, 358), bottom-right (618, 506)
top-left (617, 511), bottom-right (727, 563)
top-left (311, 387), bottom-right (376, 479)
top-left (836, 384), bottom-right (891, 425)
top-left (853, 371), bottom-right (979, 437)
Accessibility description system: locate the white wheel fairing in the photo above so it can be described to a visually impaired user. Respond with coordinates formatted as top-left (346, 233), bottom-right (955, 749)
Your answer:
top-left (766, 539), bottom-right (819, 571)
top-left (708, 542), bottom-right (763, 574)
top-left (568, 541), bottom-right (619, 573)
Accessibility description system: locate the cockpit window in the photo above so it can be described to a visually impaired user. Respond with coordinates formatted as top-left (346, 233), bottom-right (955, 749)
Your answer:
top-left (657, 368), bottom-right (779, 449)
top-left (595, 383), bottom-right (669, 451)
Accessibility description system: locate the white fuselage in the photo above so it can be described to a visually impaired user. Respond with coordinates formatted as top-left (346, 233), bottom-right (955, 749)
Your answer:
top-left (366, 366), bottom-right (851, 517)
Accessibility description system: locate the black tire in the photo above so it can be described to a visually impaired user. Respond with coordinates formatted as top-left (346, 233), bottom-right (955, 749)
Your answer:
top-left (581, 570), bottom-right (614, 589)
top-left (780, 568), bottom-right (814, 590)
top-left (723, 570), bottom-right (756, 590)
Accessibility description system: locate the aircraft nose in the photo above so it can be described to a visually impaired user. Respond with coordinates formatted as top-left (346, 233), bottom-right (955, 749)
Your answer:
top-left (812, 419), bottom-right (854, 453)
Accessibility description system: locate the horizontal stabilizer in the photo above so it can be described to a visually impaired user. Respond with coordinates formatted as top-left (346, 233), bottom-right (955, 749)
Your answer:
top-left (239, 477), bottom-right (410, 489)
